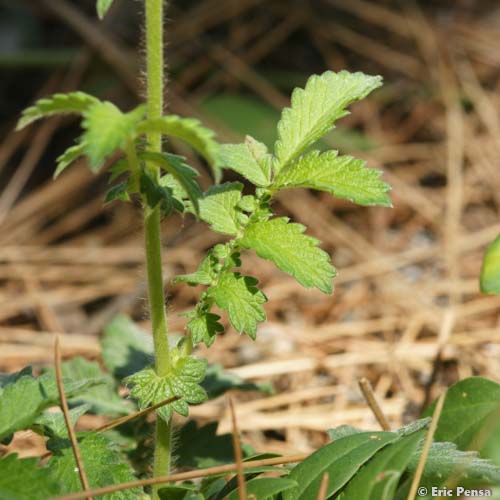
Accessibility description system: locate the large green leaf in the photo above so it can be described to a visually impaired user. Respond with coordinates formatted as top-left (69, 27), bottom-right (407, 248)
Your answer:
top-left (273, 150), bottom-right (391, 207)
top-left (480, 234), bottom-right (500, 294)
top-left (198, 182), bottom-right (244, 235)
top-left (240, 217), bottom-right (336, 293)
top-left (208, 272), bottom-right (267, 339)
top-left (226, 477), bottom-right (297, 500)
top-left (125, 349), bottom-right (207, 421)
top-left (137, 115), bottom-right (221, 182)
top-left (424, 377), bottom-right (500, 450)
top-left (102, 315), bottom-right (153, 379)
top-left (274, 70), bottom-right (382, 172)
top-left (47, 433), bottom-right (143, 499)
top-left (17, 91), bottom-right (98, 130)
top-left (0, 454), bottom-right (59, 500)
top-left (284, 431), bottom-right (398, 500)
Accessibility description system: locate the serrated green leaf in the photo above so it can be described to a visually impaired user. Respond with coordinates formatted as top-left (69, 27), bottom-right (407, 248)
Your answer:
top-left (338, 429), bottom-right (426, 500)
top-left (219, 136), bottom-right (271, 187)
top-left (173, 252), bottom-right (218, 287)
top-left (208, 272), bottom-right (266, 339)
top-left (176, 421), bottom-right (235, 468)
top-left (198, 182), bottom-right (243, 235)
top-left (17, 91), bottom-right (99, 130)
top-left (187, 312), bottom-right (224, 347)
top-left (274, 71), bottom-right (382, 172)
top-left (284, 431), bottom-right (398, 500)
top-left (54, 141), bottom-right (86, 178)
top-left (424, 377), bottom-right (500, 451)
top-left (82, 102), bottom-right (145, 170)
top-left (45, 356), bottom-right (132, 416)
top-left (240, 217), bottom-right (336, 293)
top-left (0, 454), bottom-right (59, 500)
top-left (125, 349), bottom-right (207, 422)
top-left (140, 169), bottom-right (179, 215)
top-left (33, 404), bottom-right (91, 439)
top-left (226, 477), bottom-right (297, 500)
top-left (0, 368), bottom-right (104, 440)
top-left (97, 0), bottom-right (114, 19)
top-left (105, 181), bottom-right (130, 203)
top-left (481, 234), bottom-right (500, 294)
top-left (274, 149), bottom-right (391, 207)
top-left (47, 433), bottom-right (143, 499)
top-left (137, 115), bottom-right (222, 182)
top-left (202, 363), bottom-right (272, 399)
top-left (102, 315), bottom-right (153, 380)
top-left (139, 151), bottom-right (202, 213)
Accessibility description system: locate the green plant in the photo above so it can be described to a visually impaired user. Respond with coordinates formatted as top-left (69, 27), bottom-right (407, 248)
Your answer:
top-left (2, 1), bottom-right (500, 499)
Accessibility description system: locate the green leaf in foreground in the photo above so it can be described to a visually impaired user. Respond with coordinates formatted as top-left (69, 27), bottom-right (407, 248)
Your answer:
top-left (33, 404), bottom-right (90, 439)
top-left (82, 102), bottom-right (146, 170)
top-left (274, 150), bottom-right (391, 207)
top-left (47, 433), bottom-right (143, 499)
top-left (240, 217), bottom-right (336, 293)
top-left (480, 234), bottom-right (500, 294)
top-left (284, 431), bottom-right (398, 500)
top-left (274, 70), bottom-right (382, 172)
top-left (0, 454), bottom-right (58, 500)
top-left (186, 312), bottom-right (224, 347)
top-left (208, 272), bottom-right (267, 339)
top-left (423, 376), bottom-right (500, 451)
top-left (125, 349), bottom-right (207, 421)
top-left (102, 314), bottom-right (153, 379)
top-left (54, 142), bottom-right (86, 178)
top-left (199, 182), bottom-right (243, 235)
top-left (16, 91), bottom-right (99, 130)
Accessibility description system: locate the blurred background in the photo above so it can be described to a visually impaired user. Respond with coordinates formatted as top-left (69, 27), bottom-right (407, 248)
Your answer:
top-left (1, 0), bottom-right (499, 456)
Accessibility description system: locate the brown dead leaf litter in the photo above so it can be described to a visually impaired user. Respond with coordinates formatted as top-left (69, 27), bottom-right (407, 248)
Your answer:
top-left (1, 0), bottom-right (499, 458)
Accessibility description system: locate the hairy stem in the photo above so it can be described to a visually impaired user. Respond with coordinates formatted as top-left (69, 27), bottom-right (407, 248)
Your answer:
top-left (144, 0), bottom-right (172, 495)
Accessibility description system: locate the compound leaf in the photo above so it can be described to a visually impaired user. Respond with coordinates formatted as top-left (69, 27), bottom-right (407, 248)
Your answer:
top-left (54, 142), bottom-right (86, 178)
top-left (274, 150), bottom-right (391, 207)
top-left (274, 71), bottom-right (382, 172)
top-left (284, 431), bottom-right (398, 500)
top-left (82, 102), bottom-right (145, 170)
top-left (138, 115), bottom-right (221, 182)
top-left (480, 234), bottom-right (500, 294)
top-left (219, 136), bottom-right (271, 187)
top-left (199, 182), bottom-right (243, 235)
top-left (240, 217), bottom-right (336, 293)
top-left (17, 91), bottom-right (99, 130)
top-left (208, 272), bottom-right (266, 339)
top-left (0, 454), bottom-right (59, 500)
top-left (97, 0), bottom-right (114, 19)
top-left (47, 433), bottom-right (143, 499)
top-left (125, 349), bottom-right (207, 422)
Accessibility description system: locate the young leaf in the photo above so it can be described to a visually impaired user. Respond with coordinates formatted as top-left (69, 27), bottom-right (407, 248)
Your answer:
top-left (33, 404), bottom-right (91, 439)
top-left (137, 115), bottom-right (222, 182)
top-left (480, 234), bottom-right (500, 294)
top-left (274, 71), bottom-right (382, 172)
top-left (16, 91), bottom-right (99, 130)
top-left (219, 136), bottom-right (271, 187)
top-left (138, 151), bottom-right (202, 213)
top-left (240, 217), bottom-right (336, 294)
top-left (82, 102), bottom-right (146, 170)
top-left (338, 429), bottom-right (426, 500)
top-left (284, 431), bottom-right (398, 500)
top-left (125, 349), bottom-right (207, 421)
top-left (173, 253), bottom-right (218, 286)
top-left (0, 454), bottom-right (59, 500)
top-left (199, 182), bottom-right (243, 235)
top-left (105, 181), bottom-right (130, 203)
top-left (208, 272), bottom-right (267, 339)
top-left (97, 0), bottom-right (114, 19)
top-left (102, 315), bottom-right (153, 379)
top-left (274, 150), bottom-right (391, 207)
top-left (47, 433), bottom-right (143, 499)
top-left (423, 376), bottom-right (500, 451)
top-left (226, 477), bottom-right (297, 500)
top-left (54, 142), bottom-right (86, 178)
top-left (140, 170), bottom-right (178, 215)
top-left (186, 312), bottom-right (224, 347)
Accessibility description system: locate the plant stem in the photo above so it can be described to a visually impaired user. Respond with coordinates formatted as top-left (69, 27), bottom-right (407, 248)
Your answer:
top-left (144, 0), bottom-right (172, 496)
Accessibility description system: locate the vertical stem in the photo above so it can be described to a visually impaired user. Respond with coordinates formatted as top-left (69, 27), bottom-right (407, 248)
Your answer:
top-left (144, 0), bottom-right (172, 496)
